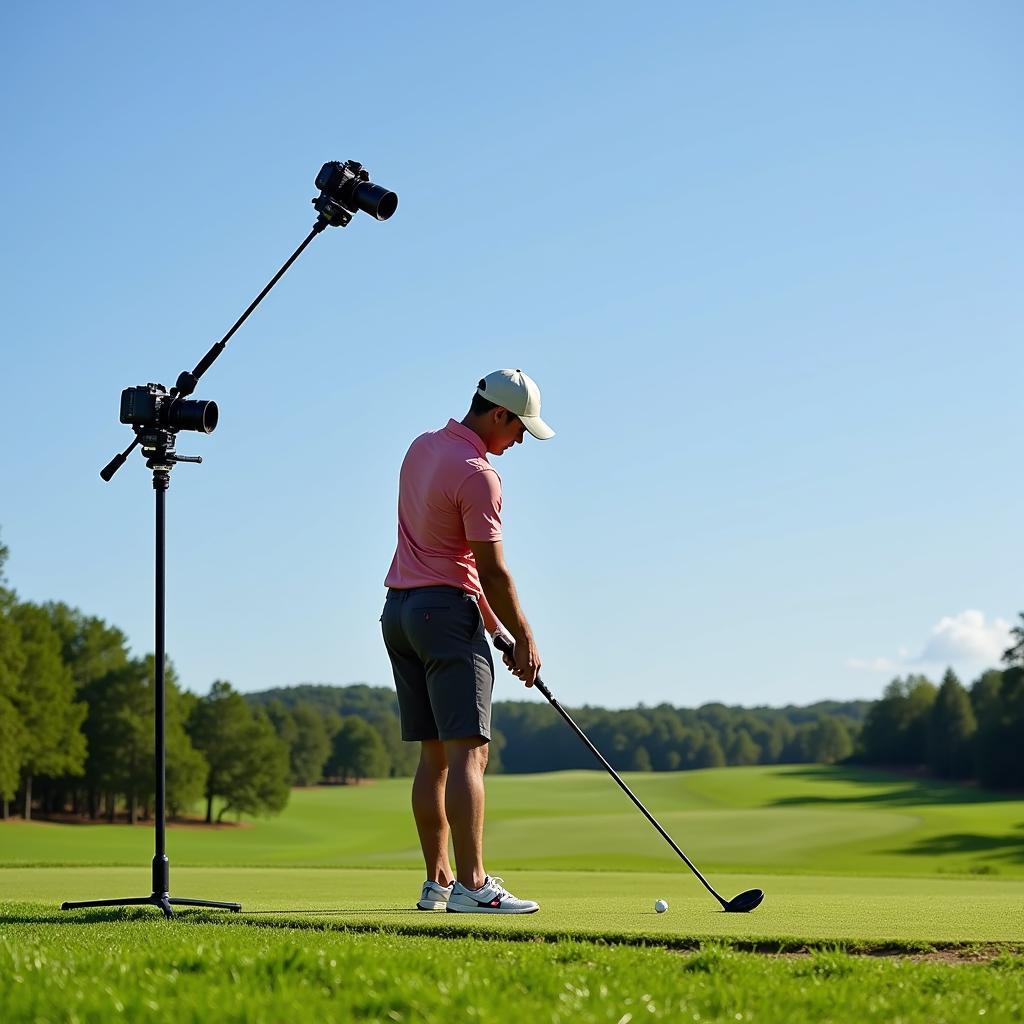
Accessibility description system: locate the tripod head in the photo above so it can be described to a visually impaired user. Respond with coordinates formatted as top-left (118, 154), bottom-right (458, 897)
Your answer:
top-left (99, 381), bottom-right (214, 480)
top-left (100, 159), bottom-right (397, 482)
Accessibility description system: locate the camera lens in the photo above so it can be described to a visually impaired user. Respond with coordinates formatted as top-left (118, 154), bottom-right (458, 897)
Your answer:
top-left (169, 399), bottom-right (218, 433)
top-left (353, 181), bottom-right (398, 221)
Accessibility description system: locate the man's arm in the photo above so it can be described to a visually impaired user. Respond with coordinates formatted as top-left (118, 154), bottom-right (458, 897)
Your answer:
top-left (477, 591), bottom-right (500, 636)
top-left (468, 539), bottom-right (540, 686)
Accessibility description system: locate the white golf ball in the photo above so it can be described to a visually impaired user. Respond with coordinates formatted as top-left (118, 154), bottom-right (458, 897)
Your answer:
top-left (655, 899), bottom-right (669, 914)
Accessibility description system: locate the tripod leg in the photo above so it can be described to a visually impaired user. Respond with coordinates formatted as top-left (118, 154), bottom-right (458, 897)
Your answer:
top-left (61, 897), bottom-right (157, 911)
top-left (168, 898), bottom-right (242, 912)
top-left (158, 897), bottom-right (174, 919)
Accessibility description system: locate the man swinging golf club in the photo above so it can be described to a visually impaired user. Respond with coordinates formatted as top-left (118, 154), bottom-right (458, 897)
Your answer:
top-left (381, 369), bottom-right (554, 914)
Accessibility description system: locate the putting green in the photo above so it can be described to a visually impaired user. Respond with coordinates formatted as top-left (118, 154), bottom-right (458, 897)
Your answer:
top-left (3, 867), bottom-right (1022, 945)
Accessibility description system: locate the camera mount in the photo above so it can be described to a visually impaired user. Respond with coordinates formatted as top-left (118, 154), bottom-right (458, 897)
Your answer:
top-left (62, 161), bottom-right (396, 920)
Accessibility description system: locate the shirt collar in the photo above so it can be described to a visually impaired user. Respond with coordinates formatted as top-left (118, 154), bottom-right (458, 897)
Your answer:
top-left (445, 418), bottom-right (488, 458)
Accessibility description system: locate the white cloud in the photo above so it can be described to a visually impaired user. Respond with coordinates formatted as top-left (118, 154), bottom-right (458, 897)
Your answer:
top-left (919, 610), bottom-right (1012, 666)
top-left (847, 610), bottom-right (1012, 678)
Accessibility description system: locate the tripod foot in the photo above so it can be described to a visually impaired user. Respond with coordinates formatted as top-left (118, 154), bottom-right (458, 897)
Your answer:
top-left (60, 896), bottom-right (160, 911)
top-left (169, 897), bottom-right (242, 912)
top-left (60, 893), bottom-right (240, 917)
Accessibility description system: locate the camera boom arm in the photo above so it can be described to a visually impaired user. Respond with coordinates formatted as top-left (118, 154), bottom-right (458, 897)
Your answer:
top-left (101, 160), bottom-right (396, 481)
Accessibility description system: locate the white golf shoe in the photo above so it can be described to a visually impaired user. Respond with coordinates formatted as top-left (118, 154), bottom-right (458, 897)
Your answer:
top-left (446, 876), bottom-right (540, 914)
top-left (416, 879), bottom-right (454, 911)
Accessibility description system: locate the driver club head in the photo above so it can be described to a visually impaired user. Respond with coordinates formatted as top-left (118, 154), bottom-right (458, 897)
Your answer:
top-left (722, 888), bottom-right (765, 913)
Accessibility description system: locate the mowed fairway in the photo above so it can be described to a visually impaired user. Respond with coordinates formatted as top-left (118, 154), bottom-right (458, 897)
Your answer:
top-left (2, 766), bottom-right (1023, 944)
top-left (3, 767), bottom-right (1024, 1022)
top-left (3, 765), bottom-right (1023, 878)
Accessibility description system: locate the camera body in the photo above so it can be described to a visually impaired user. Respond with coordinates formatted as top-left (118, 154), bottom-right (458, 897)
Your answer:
top-left (120, 383), bottom-right (218, 434)
top-left (313, 160), bottom-right (398, 226)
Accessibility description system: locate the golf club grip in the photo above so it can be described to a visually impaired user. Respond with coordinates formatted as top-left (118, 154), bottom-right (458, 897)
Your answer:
top-left (490, 633), bottom-right (724, 905)
top-left (492, 634), bottom-right (554, 701)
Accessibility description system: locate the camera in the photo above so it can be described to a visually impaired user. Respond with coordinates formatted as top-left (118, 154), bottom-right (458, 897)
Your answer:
top-left (119, 383), bottom-right (218, 434)
top-left (313, 160), bottom-right (398, 226)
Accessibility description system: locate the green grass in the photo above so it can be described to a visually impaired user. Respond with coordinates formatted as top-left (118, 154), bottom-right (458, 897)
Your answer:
top-left (3, 766), bottom-right (1024, 1022)
top-left (3, 866), bottom-right (1022, 944)
top-left (3, 765), bottom-right (1022, 878)
top-left (2, 915), bottom-right (1023, 1024)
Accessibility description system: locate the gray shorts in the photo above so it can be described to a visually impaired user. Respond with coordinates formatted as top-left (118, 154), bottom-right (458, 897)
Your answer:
top-left (380, 586), bottom-right (495, 742)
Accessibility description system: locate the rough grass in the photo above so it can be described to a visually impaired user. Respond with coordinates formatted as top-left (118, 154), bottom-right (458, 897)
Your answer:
top-left (2, 914), bottom-right (1023, 1024)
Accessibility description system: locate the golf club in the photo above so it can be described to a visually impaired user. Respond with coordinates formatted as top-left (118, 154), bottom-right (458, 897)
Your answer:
top-left (492, 635), bottom-right (764, 913)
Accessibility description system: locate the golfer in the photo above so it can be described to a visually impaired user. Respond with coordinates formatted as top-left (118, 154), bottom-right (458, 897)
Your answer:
top-left (381, 369), bottom-right (554, 914)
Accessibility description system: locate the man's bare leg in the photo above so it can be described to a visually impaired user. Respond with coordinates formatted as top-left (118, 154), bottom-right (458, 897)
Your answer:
top-left (443, 737), bottom-right (489, 890)
top-left (412, 740), bottom-right (453, 886)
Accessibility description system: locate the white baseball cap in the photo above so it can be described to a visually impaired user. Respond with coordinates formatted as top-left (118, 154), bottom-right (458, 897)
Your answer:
top-left (476, 369), bottom-right (555, 440)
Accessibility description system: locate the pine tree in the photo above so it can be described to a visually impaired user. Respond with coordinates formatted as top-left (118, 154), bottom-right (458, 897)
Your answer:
top-left (857, 675), bottom-right (936, 766)
top-left (927, 668), bottom-right (977, 779)
top-left (0, 563), bottom-right (26, 817)
top-left (81, 656), bottom-right (205, 823)
top-left (160, 660), bottom-right (208, 818)
top-left (1003, 613), bottom-right (1024, 667)
top-left (974, 666), bottom-right (1024, 790)
top-left (41, 604), bottom-right (130, 816)
top-left (0, 540), bottom-right (27, 817)
top-left (10, 602), bottom-right (87, 819)
top-left (970, 669), bottom-right (1003, 720)
top-left (0, 694), bottom-right (24, 818)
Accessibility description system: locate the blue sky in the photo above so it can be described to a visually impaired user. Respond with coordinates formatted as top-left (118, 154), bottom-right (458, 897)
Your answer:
top-left (2, 2), bottom-right (1020, 709)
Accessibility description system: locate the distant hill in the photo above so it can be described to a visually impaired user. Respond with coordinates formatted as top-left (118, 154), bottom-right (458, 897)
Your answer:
top-left (245, 683), bottom-right (871, 775)
top-left (245, 682), bottom-right (870, 725)
top-left (247, 683), bottom-right (399, 720)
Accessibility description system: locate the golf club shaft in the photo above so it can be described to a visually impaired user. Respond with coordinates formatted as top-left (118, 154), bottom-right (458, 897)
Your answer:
top-left (492, 634), bottom-right (727, 907)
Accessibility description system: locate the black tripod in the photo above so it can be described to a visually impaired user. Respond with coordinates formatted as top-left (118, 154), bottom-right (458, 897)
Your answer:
top-left (62, 434), bottom-right (242, 918)
top-left (61, 160), bottom-right (396, 919)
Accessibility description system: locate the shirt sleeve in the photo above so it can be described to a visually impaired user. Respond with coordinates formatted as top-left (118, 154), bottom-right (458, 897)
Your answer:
top-left (458, 468), bottom-right (503, 542)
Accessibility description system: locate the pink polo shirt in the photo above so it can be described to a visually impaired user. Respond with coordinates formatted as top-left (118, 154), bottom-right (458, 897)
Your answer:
top-left (384, 419), bottom-right (502, 599)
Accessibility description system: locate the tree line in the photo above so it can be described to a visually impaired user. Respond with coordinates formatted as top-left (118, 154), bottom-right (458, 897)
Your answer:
top-left (852, 617), bottom-right (1024, 789)
top-left (0, 536), bottom-right (416, 822)
top-left (2, 532), bottom-right (1022, 821)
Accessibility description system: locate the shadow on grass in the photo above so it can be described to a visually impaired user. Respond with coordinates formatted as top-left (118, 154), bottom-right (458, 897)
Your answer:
top-left (6, 903), bottom-right (1021, 959)
top-left (0, 906), bottom-right (422, 926)
top-left (244, 908), bottom-right (424, 916)
top-left (769, 767), bottom-right (1023, 809)
top-left (8, 905), bottom-right (1024, 958)
top-left (887, 824), bottom-right (1024, 865)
